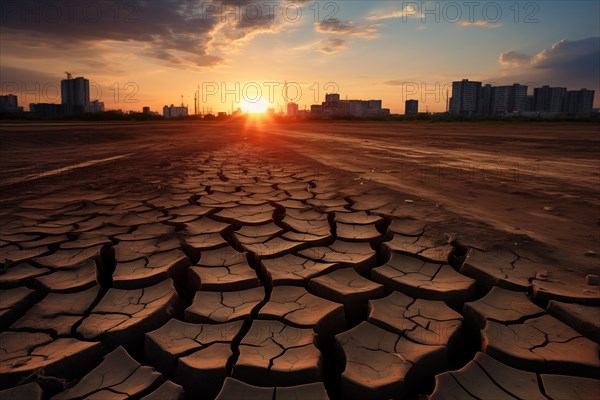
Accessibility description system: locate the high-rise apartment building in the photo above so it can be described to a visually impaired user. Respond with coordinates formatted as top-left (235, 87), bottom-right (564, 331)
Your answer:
top-left (533, 86), bottom-right (566, 113)
top-left (61, 76), bottom-right (90, 114)
top-left (450, 79), bottom-right (482, 115)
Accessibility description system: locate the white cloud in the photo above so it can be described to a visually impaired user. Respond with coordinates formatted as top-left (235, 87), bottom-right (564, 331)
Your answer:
top-left (367, 3), bottom-right (421, 21)
top-left (459, 20), bottom-right (503, 28)
top-left (499, 51), bottom-right (532, 66)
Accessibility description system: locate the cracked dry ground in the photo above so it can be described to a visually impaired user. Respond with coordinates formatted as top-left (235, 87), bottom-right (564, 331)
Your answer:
top-left (1, 144), bottom-right (599, 400)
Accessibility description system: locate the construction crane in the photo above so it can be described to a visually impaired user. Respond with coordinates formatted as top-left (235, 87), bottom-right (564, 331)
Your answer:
top-left (65, 72), bottom-right (72, 80)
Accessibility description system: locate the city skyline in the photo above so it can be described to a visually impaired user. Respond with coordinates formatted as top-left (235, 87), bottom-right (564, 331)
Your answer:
top-left (1, 1), bottom-right (599, 112)
top-left (5, 72), bottom-right (596, 118)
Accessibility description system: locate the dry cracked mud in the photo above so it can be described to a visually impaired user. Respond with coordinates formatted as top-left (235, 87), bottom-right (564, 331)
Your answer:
top-left (1, 143), bottom-right (598, 399)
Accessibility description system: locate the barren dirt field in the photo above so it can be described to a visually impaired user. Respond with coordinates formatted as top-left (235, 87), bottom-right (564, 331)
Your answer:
top-left (0, 121), bottom-right (599, 399)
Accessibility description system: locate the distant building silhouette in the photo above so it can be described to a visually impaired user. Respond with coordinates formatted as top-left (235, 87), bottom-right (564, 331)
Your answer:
top-left (142, 106), bottom-right (160, 116)
top-left (311, 104), bottom-right (323, 115)
top-left (563, 89), bottom-right (595, 115)
top-left (163, 104), bottom-right (188, 118)
top-left (405, 99), bottom-right (418, 115)
top-left (29, 103), bottom-right (62, 118)
top-left (451, 80), bottom-right (570, 116)
top-left (526, 95), bottom-right (534, 113)
top-left (287, 102), bottom-right (299, 117)
top-left (451, 78), bottom-right (597, 117)
top-left (311, 93), bottom-right (390, 118)
top-left (450, 79), bottom-right (481, 116)
top-left (0, 94), bottom-right (23, 113)
top-left (533, 86), bottom-right (566, 113)
top-left (87, 99), bottom-right (105, 113)
top-left (492, 84), bottom-right (528, 115)
top-left (61, 76), bottom-right (90, 115)
top-left (325, 93), bottom-right (340, 103)
top-left (27, 73), bottom-right (102, 117)
top-left (369, 100), bottom-right (383, 110)
top-left (298, 109), bottom-right (311, 119)
top-left (478, 84), bottom-right (495, 116)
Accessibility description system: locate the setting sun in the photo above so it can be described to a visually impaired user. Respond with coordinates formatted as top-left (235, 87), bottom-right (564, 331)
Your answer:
top-left (242, 99), bottom-right (268, 114)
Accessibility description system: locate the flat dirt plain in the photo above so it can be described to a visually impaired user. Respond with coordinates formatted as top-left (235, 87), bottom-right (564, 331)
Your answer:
top-left (0, 121), bottom-right (599, 399)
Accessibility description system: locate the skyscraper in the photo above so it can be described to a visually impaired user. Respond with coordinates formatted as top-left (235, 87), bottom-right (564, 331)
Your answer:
top-left (450, 79), bottom-right (482, 116)
top-left (61, 76), bottom-right (90, 115)
top-left (405, 99), bottom-right (418, 115)
top-left (563, 89), bottom-right (595, 114)
top-left (478, 84), bottom-right (495, 116)
top-left (533, 86), bottom-right (566, 113)
top-left (493, 84), bottom-right (528, 115)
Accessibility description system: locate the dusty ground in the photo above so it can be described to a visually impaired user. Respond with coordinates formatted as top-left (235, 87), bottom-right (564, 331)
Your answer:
top-left (272, 122), bottom-right (600, 270)
top-left (0, 120), bottom-right (598, 399)
top-left (2, 121), bottom-right (599, 271)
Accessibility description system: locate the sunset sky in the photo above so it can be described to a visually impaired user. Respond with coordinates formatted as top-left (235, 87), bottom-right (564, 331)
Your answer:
top-left (1, 0), bottom-right (599, 113)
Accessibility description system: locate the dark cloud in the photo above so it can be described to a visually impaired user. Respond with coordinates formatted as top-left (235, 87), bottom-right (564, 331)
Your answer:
top-left (0, 66), bottom-right (64, 104)
top-left (533, 38), bottom-right (599, 78)
top-left (0, 0), bottom-right (308, 67)
top-left (494, 38), bottom-right (600, 95)
top-left (0, 65), bottom-right (57, 86)
top-left (316, 19), bottom-right (355, 35)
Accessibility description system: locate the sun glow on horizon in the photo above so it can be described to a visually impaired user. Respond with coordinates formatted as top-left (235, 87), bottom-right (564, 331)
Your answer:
top-left (242, 99), bottom-right (269, 114)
